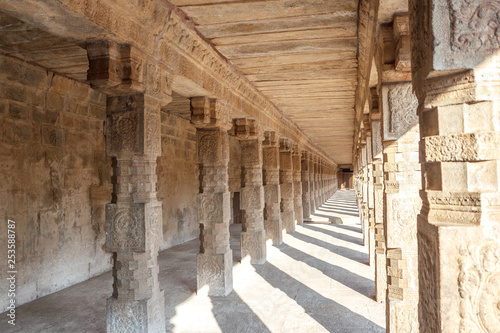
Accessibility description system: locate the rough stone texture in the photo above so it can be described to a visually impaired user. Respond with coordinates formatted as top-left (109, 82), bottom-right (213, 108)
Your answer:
top-left (234, 118), bottom-right (266, 265)
top-left (301, 150), bottom-right (312, 220)
top-left (280, 138), bottom-right (295, 233)
top-left (381, 82), bottom-right (421, 333)
top-left (157, 113), bottom-right (199, 249)
top-left (410, 4), bottom-right (500, 326)
top-left (292, 144), bottom-right (304, 226)
top-left (191, 97), bottom-right (233, 297)
top-left (0, 54), bottom-right (112, 311)
top-left (262, 130), bottom-right (282, 245)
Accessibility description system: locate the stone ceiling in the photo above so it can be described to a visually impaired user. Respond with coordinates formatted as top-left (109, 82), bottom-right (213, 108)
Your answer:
top-left (170, 0), bottom-right (359, 165)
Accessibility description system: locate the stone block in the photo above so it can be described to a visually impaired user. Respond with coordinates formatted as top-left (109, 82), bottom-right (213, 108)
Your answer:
top-left (197, 251), bottom-right (233, 296)
top-left (198, 192), bottom-right (230, 224)
top-left (197, 129), bottom-right (229, 164)
top-left (240, 186), bottom-right (264, 210)
top-left (241, 230), bottom-right (266, 264)
top-left (381, 83), bottom-right (419, 141)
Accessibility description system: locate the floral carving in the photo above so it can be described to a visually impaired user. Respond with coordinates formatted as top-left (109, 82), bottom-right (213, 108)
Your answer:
top-left (388, 84), bottom-right (419, 134)
top-left (458, 242), bottom-right (500, 332)
top-left (449, 0), bottom-right (500, 52)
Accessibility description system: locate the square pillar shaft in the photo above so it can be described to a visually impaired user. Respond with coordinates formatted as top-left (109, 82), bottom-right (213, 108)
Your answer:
top-left (280, 139), bottom-right (295, 233)
top-left (263, 131), bottom-right (282, 245)
top-left (191, 97), bottom-right (233, 296)
top-left (234, 119), bottom-right (266, 264)
top-left (292, 145), bottom-right (304, 226)
top-left (301, 151), bottom-right (312, 220)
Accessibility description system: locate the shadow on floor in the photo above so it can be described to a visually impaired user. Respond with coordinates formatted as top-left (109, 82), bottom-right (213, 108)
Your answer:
top-left (211, 292), bottom-right (271, 333)
top-left (333, 224), bottom-right (362, 233)
top-left (289, 231), bottom-right (366, 263)
top-left (277, 242), bottom-right (374, 299)
top-left (303, 224), bottom-right (362, 245)
top-left (255, 263), bottom-right (384, 332)
top-left (314, 209), bottom-right (360, 217)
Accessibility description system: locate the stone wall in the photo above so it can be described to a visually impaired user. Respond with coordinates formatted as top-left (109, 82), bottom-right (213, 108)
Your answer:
top-left (0, 55), bottom-right (201, 309)
top-left (0, 55), bottom-right (112, 310)
top-left (157, 113), bottom-right (199, 250)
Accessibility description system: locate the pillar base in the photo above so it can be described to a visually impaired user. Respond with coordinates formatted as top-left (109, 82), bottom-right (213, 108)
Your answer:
top-left (241, 230), bottom-right (266, 264)
top-left (369, 229), bottom-right (375, 266)
top-left (387, 301), bottom-right (418, 333)
top-left (107, 291), bottom-right (165, 333)
top-left (197, 251), bottom-right (233, 296)
top-left (375, 251), bottom-right (386, 302)
top-left (264, 218), bottom-right (282, 245)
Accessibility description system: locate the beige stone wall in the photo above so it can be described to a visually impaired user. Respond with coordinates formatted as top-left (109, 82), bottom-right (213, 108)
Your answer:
top-left (0, 55), bottom-right (202, 308)
top-left (0, 55), bottom-right (112, 309)
top-left (157, 113), bottom-right (199, 250)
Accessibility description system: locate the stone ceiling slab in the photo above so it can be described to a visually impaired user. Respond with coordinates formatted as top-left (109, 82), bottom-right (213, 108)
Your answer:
top-left (170, 0), bottom-right (359, 165)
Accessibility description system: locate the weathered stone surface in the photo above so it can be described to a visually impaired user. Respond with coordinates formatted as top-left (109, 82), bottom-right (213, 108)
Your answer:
top-left (262, 130), bottom-right (282, 245)
top-left (280, 138), bottom-right (295, 233)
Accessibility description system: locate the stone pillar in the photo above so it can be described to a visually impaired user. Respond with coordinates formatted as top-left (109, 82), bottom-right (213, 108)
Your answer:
top-left (87, 40), bottom-right (169, 332)
top-left (314, 156), bottom-right (321, 210)
top-left (361, 140), bottom-right (370, 247)
top-left (381, 80), bottom-right (421, 332)
top-left (234, 119), bottom-right (266, 264)
top-left (279, 138), bottom-right (295, 233)
top-left (310, 154), bottom-right (317, 212)
top-left (410, 1), bottom-right (500, 331)
top-left (262, 131), bottom-right (282, 245)
top-left (370, 87), bottom-right (386, 302)
top-left (301, 151), bottom-right (311, 220)
top-left (292, 144), bottom-right (304, 225)
top-left (363, 116), bottom-right (376, 267)
top-left (191, 97), bottom-right (233, 296)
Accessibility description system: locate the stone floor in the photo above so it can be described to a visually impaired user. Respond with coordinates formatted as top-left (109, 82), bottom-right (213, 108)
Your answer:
top-left (1, 190), bottom-right (385, 333)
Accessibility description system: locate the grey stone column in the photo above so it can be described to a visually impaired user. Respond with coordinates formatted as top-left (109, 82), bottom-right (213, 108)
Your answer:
top-left (314, 156), bottom-right (320, 210)
top-left (292, 144), bottom-right (303, 226)
top-left (410, 1), bottom-right (500, 331)
top-left (360, 140), bottom-right (369, 247)
top-left (234, 119), bottom-right (266, 264)
top-left (191, 97), bottom-right (233, 296)
top-left (301, 151), bottom-right (311, 220)
top-left (87, 40), bottom-right (168, 332)
top-left (262, 131), bottom-right (282, 245)
top-left (279, 138), bottom-right (295, 233)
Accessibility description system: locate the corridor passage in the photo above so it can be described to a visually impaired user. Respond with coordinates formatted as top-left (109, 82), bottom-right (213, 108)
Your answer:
top-left (2, 190), bottom-right (384, 333)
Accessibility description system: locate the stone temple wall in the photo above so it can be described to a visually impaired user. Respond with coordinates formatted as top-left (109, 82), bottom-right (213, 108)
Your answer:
top-left (0, 55), bottom-right (200, 309)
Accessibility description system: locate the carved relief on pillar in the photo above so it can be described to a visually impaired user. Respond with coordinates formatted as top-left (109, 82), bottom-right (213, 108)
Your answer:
top-left (234, 118), bottom-right (266, 264)
top-left (262, 132), bottom-right (282, 245)
top-left (301, 150), bottom-right (311, 220)
top-left (279, 138), bottom-right (295, 233)
top-left (292, 144), bottom-right (303, 226)
top-left (191, 97), bottom-right (233, 296)
top-left (87, 40), bottom-right (169, 332)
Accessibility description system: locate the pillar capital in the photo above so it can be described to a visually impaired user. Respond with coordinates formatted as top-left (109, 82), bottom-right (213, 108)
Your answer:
top-left (262, 130), bottom-right (279, 147)
top-left (87, 40), bottom-right (172, 105)
top-left (190, 97), bottom-right (232, 131)
top-left (234, 118), bottom-right (260, 140)
top-left (279, 138), bottom-right (293, 152)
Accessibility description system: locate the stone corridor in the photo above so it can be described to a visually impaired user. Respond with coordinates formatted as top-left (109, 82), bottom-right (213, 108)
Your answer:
top-left (2, 191), bottom-right (385, 333)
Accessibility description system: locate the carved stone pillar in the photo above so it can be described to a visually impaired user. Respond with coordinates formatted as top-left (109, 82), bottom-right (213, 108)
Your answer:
top-left (279, 139), bottom-right (295, 233)
top-left (381, 80), bottom-right (420, 332)
top-left (363, 115), bottom-right (376, 267)
top-left (292, 144), bottom-right (304, 225)
top-left (314, 156), bottom-right (321, 210)
top-left (301, 151), bottom-right (312, 220)
top-left (410, 1), bottom-right (500, 331)
top-left (262, 131), bottom-right (282, 245)
top-left (371, 88), bottom-right (386, 302)
top-left (87, 40), bottom-right (169, 332)
top-left (234, 119), bottom-right (266, 264)
top-left (191, 97), bottom-right (233, 296)
top-left (310, 154), bottom-right (317, 212)
top-left (361, 141), bottom-right (369, 247)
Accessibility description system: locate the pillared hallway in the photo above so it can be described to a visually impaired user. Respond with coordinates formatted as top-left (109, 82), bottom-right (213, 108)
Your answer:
top-left (2, 190), bottom-right (385, 333)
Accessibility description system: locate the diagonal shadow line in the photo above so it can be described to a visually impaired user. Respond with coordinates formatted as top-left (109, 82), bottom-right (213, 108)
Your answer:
top-left (312, 210), bottom-right (360, 218)
top-left (318, 207), bottom-right (359, 214)
top-left (211, 291), bottom-right (271, 333)
top-left (254, 263), bottom-right (384, 332)
top-left (331, 224), bottom-right (362, 233)
top-left (276, 242), bottom-right (374, 299)
top-left (289, 231), bottom-right (366, 264)
top-left (321, 205), bottom-right (358, 211)
top-left (303, 224), bottom-right (362, 245)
